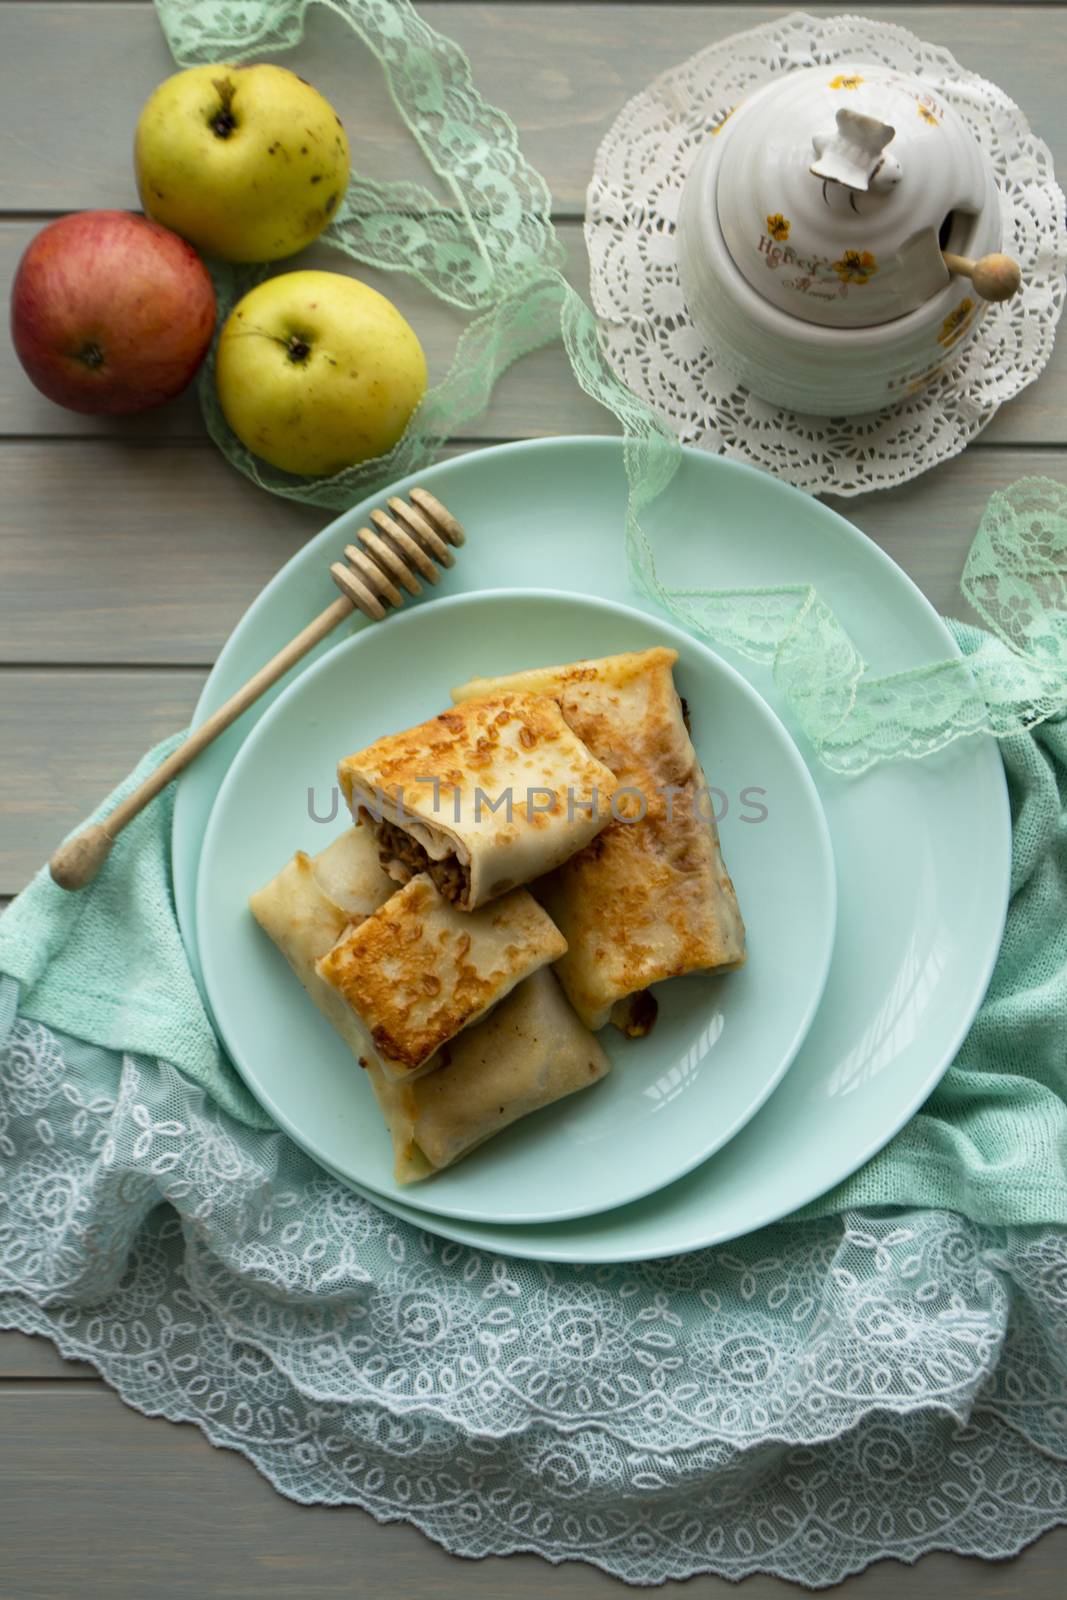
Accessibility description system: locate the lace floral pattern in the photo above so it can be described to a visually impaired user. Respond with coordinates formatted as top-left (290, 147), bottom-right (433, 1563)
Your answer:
top-left (650, 479), bottom-right (1067, 773)
top-left (1, 986), bottom-right (1066, 1586)
top-left (585, 10), bottom-right (1067, 495)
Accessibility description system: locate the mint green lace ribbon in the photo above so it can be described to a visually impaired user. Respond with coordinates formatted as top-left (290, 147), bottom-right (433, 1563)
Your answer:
top-left (155, 0), bottom-right (1067, 773)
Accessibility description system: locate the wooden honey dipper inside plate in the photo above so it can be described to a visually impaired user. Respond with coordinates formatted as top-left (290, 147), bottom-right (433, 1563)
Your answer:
top-left (50, 489), bottom-right (465, 892)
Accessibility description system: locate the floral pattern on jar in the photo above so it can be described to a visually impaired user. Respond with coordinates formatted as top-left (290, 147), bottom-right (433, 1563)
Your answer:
top-left (833, 249), bottom-right (879, 285)
top-left (939, 298), bottom-right (976, 346)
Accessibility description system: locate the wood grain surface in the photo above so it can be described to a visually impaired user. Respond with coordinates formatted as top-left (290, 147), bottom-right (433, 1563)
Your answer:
top-left (1, 668), bottom-right (206, 889)
top-left (2, 6), bottom-right (1064, 216)
top-left (1, 0), bottom-right (1064, 1593)
top-left (0, 1381), bottom-right (1065, 1600)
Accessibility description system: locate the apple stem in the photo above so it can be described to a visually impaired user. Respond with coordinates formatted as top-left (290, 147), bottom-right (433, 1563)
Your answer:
top-left (210, 76), bottom-right (238, 140)
top-left (286, 335), bottom-right (311, 363)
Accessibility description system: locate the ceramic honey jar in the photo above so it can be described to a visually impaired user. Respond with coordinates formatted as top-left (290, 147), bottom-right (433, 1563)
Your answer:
top-left (676, 63), bottom-right (1021, 415)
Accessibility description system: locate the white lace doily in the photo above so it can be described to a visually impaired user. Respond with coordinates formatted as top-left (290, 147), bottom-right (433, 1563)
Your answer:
top-left (585, 11), bottom-right (1066, 496)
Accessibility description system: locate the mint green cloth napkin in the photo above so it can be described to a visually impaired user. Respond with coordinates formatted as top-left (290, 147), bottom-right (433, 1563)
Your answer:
top-left (798, 648), bottom-right (1067, 1225)
top-left (0, 735), bottom-right (268, 1130)
top-left (2, 623), bottom-right (1066, 1226)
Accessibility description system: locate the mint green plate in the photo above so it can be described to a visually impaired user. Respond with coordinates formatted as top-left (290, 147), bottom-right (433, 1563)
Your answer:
top-left (195, 590), bottom-right (835, 1224)
top-left (175, 438), bottom-right (1009, 1259)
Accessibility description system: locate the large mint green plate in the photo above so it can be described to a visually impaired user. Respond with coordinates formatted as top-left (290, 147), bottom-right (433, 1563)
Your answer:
top-left (195, 590), bottom-right (835, 1225)
top-left (174, 438), bottom-right (1010, 1261)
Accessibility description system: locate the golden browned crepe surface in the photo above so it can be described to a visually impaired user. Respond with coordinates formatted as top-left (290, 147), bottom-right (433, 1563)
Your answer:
top-left (338, 693), bottom-right (617, 909)
top-left (315, 872), bottom-right (567, 1077)
top-left (454, 648), bottom-right (746, 1029)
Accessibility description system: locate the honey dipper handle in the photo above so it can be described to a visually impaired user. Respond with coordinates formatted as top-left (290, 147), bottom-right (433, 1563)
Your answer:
top-left (942, 250), bottom-right (1022, 302)
top-left (49, 593), bottom-right (355, 891)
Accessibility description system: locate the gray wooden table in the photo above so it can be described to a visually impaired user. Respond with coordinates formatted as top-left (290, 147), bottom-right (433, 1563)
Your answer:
top-left (1, 3), bottom-right (1065, 1595)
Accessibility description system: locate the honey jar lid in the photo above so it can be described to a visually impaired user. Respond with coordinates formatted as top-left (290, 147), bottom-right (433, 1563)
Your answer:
top-left (711, 63), bottom-right (996, 327)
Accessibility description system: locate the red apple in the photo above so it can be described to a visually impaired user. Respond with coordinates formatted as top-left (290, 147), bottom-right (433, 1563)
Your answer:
top-left (10, 210), bottom-right (216, 415)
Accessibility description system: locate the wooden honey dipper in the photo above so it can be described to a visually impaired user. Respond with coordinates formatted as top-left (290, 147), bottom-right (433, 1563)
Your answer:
top-left (49, 487), bottom-right (465, 892)
top-left (941, 250), bottom-right (1022, 303)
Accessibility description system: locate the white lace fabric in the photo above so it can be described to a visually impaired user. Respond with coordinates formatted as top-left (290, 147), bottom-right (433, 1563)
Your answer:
top-left (2, 988), bottom-right (1065, 1587)
top-left (585, 11), bottom-right (1067, 495)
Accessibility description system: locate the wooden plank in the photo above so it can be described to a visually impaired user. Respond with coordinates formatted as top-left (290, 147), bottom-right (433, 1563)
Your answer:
top-left (0, 439), bottom-right (324, 667)
top-left (0, 1383), bottom-right (1065, 1600)
top-left (0, 221), bottom-right (611, 443)
top-left (0, 438), bottom-right (1045, 674)
top-left (0, 215), bottom-right (1061, 448)
top-left (0, 6), bottom-right (1062, 220)
top-left (0, 667), bottom-right (206, 893)
top-left (0, 1331), bottom-right (95, 1379)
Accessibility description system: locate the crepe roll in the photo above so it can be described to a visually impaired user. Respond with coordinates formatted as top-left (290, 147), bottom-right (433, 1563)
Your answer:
top-left (248, 825), bottom-right (394, 1064)
top-left (453, 649), bottom-right (746, 1031)
top-left (300, 824), bottom-right (398, 920)
top-left (249, 830), bottom-right (609, 1183)
top-left (369, 967), bottom-right (611, 1182)
top-left (337, 693), bottom-right (618, 910)
top-left (315, 873), bottom-right (567, 1080)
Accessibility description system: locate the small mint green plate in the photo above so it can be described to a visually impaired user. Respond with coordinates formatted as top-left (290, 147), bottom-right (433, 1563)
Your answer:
top-left (196, 590), bottom-right (835, 1225)
top-left (175, 438), bottom-right (1009, 1259)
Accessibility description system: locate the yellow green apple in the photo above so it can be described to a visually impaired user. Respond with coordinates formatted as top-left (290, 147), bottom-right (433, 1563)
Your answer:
top-left (134, 64), bottom-right (349, 263)
top-left (215, 271), bottom-right (428, 475)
